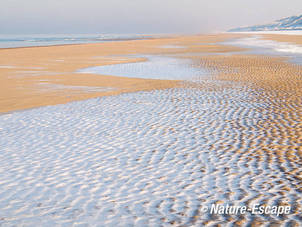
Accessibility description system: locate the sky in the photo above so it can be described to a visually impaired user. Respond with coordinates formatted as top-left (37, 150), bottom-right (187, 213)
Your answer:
top-left (1, 0), bottom-right (302, 34)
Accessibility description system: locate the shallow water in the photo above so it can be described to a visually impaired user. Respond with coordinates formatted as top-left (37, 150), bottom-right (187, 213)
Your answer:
top-left (77, 55), bottom-right (210, 80)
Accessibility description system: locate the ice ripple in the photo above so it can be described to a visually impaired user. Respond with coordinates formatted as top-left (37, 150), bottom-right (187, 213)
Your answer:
top-left (0, 83), bottom-right (301, 226)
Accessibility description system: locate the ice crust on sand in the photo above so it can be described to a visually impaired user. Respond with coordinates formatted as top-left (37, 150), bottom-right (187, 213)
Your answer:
top-left (38, 83), bottom-right (115, 93)
top-left (0, 82), bottom-right (301, 226)
top-left (229, 36), bottom-right (302, 54)
top-left (78, 55), bottom-right (209, 80)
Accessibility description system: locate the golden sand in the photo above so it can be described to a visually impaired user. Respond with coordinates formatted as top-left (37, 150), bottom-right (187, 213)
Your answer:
top-left (0, 34), bottom-right (244, 113)
top-left (262, 34), bottom-right (302, 45)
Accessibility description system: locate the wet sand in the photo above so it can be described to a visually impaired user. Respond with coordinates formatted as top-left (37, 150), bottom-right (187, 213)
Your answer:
top-left (263, 33), bottom-right (302, 45)
top-left (0, 34), bottom-right (243, 113)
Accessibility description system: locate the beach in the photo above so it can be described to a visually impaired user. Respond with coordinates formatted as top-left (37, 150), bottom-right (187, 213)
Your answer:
top-left (0, 34), bottom-right (242, 113)
top-left (0, 33), bottom-right (301, 226)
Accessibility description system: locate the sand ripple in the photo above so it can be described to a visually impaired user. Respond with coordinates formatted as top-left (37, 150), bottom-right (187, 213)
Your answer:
top-left (0, 77), bottom-right (301, 225)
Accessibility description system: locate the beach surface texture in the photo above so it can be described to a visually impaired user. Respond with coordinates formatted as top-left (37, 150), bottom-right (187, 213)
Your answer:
top-left (0, 33), bottom-right (301, 226)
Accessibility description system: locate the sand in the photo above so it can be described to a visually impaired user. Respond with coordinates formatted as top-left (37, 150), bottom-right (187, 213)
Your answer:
top-left (0, 33), bottom-right (302, 226)
top-left (262, 33), bottom-right (302, 46)
top-left (1, 85), bottom-right (301, 226)
top-left (0, 33), bottom-right (243, 113)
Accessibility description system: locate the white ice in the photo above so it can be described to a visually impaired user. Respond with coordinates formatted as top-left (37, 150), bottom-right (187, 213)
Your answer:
top-left (0, 65), bottom-right (15, 69)
top-left (231, 30), bottom-right (302, 35)
top-left (38, 83), bottom-right (115, 93)
top-left (160, 45), bottom-right (185, 49)
top-left (226, 35), bottom-right (302, 54)
top-left (0, 84), bottom-right (300, 226)
top-left (77, 55), bottom-right (209, 80)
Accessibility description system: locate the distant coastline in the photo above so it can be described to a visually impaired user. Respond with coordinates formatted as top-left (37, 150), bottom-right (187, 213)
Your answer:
top-left (229, 13), bottom-right (302, 32)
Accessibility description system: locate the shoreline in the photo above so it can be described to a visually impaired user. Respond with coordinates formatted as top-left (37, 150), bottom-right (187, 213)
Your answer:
top-left (1, 32), bottom-right (302, 113)
top-left (0, 36), bottom-right (172, 50)
top-left (0, 33), bottom-right (174, 50)
top-left (0, 33), bottom-right (244, 113)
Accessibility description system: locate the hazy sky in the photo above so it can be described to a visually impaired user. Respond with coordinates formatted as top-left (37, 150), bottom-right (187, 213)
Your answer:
top-left (1, 0), bottom-right (302, 34)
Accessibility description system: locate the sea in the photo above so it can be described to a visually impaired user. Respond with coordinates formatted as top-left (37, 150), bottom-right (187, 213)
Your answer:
top-left (0, 34), bottom-right (157, 49)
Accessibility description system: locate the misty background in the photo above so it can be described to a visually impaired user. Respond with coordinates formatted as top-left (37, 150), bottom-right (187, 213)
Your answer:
top-left (1, 0), bottom-right (302, 34)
